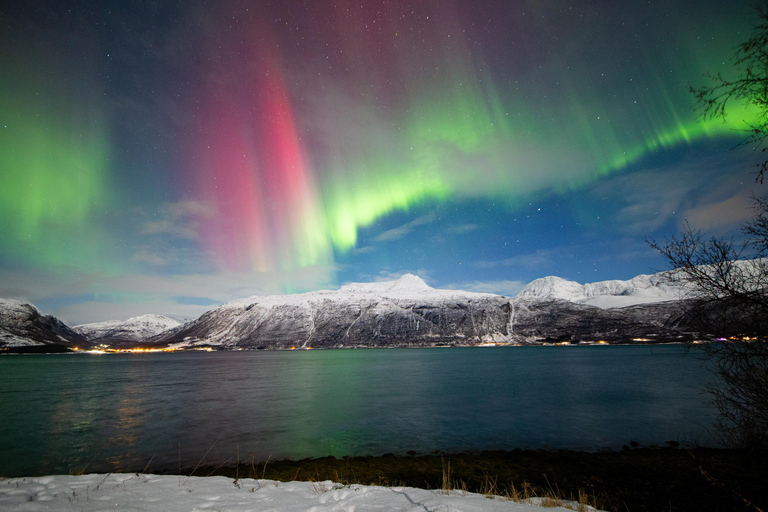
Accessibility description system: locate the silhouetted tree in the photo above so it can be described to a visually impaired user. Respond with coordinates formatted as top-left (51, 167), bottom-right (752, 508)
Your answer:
top-left (649, 206), bottom-right (768, 447)
top-left (653, 5), bottom-right (768, 448)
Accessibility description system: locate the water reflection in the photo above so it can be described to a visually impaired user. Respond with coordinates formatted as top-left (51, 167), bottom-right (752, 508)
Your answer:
top-left (106, 377), bottom-right (146, 471)
top-left (0, 346), bottom-right (719, 477)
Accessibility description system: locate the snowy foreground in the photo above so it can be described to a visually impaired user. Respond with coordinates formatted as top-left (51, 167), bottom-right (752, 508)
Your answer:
top-left (0, 474), bottom-right (599, 511)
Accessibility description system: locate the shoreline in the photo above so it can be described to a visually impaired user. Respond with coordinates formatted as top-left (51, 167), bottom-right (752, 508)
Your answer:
top-left (190, 447), bottom-right (767, 512)
top-left (1, 340), bottom-right (702, 355)
top-left (4, 447), bottom-right (765, 511)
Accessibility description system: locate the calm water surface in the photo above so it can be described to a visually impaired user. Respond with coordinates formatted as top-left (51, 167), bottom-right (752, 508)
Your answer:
top-left (0, 345), bottom-right (718, 476)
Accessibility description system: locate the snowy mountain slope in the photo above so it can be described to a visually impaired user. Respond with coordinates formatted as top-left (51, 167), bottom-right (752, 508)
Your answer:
top-left (223, 273), bottom-right (498, 308)
top-left (0, 271), bottom-right (704, 351)
top-left (517, 272), bottom-right (683, 308)
top-left (153, 274), bottom-right (515, 349)
top-left (0, 298), bottom-right (85, 351)
top-left (151, 274), bottom-right (695, 349)
top-left (74, 314), bottom-right (182, 345)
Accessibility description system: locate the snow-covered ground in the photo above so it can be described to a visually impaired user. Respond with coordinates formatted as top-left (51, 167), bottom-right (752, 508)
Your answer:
top-left (0, 474), bottom-right (598, 511)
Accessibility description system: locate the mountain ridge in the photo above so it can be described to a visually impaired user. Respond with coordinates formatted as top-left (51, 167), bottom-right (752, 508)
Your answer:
top-left (148, 272), bottom-right (693, 350)
top-left (0, 298), bottom-right (85, 351)
top-left (153, 275), bottom-right (515, 350)
top-left (222, 274), bottom-right (498, 309)
top-left (1, 271), bottom-right (696, 351)
top-left (74, 314), bottom-right (182, 345)
top-left (518, 272), bottom-right (682, 308)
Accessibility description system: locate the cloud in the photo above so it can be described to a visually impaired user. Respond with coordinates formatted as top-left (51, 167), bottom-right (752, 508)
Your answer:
top-left (684, 193), bottom-right (755, 231)
top-left (371, 271), bottom-right (410, 282)
top-left (681, 181), bottom-right (760, 232)
top-left (445, 223), bottom-right (479, 235)
top-left (165, 200), bottom-right (217, 218)
top-left (0, 264), bottom-right (337, 325)
top-left (132, 247), bottom-right (171, 266)
top-left (55, 300), bottom-right (213, 326)
top-left (373, 214), bottom-right (436, 243)
top-left (475, 248), bottom-right (559, 269)
top-left (443, 280), bottom-right (527, 297)
top-left (349, 269), bottom-right (433, 285)
top-left (589, 238), bottom-right (659, 264)
top-left (130, 245), bottom-right (210, 271)
top-left (587, 145), bottom-right (762, 235)
top-left (139, 200), bottom-right (216, 240)
top-left (352, 245), bottom-right (376, 255)
top-left (589, 167), bottom-right (697, 234)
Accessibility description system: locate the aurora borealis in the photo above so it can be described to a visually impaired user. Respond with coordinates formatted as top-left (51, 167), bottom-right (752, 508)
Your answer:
top-left (1, 0), bottom-right (764, 324)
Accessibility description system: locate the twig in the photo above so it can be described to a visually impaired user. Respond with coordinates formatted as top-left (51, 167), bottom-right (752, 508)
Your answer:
top-left (77, 450), bottom-right (103, 476)
top-left (262, 454), bottom-right (272, 480)
top-left (140, 455), bottom-right (155, 476)
top-left (94, 473), bottom-right (111, 491)
top-left (689, 451), bottom-right (765, 512)
top-left (184, 434), bottom-right (222, 485)
top-left (205, 458), bottom-right (232, 476)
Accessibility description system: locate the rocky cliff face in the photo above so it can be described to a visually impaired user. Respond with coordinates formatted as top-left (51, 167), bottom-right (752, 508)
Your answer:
top-left (153, 275), bottom-right (516, 349)
top-left (506, 299), bottom-right (695, 343)
top-left (150, 275), bottom-right (696, 349)
top-left (0, 298), bottom-right (85, 351)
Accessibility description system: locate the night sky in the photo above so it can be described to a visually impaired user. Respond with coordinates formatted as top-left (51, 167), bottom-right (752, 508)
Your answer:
top-left (0, 0), bottom-right (763, 324)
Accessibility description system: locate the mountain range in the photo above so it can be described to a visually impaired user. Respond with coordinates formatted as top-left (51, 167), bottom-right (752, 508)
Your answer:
top-left (0, 271), bottom-right (698, 352)
top-left (74, 315), bottom-right (182, 346)
top-left (518, 273), bottom-right (683, 308)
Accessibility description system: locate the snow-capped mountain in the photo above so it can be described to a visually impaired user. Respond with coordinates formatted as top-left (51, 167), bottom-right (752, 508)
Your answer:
top-left (0, 298), bottom-right (85, 351)
top-left (150, 274), bottom-right (693, 350)
top-left (152, 274), bottom-right (515, 349)
top-left (75, 314), bottom-right (182, 345)
top-left (1, 271), bottom-right (701, 352)
top-left (517, 272), bottom-right (683, 308)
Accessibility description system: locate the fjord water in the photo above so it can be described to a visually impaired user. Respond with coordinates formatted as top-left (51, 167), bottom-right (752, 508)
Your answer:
top-left (0, 346), bottom-right (717, 477)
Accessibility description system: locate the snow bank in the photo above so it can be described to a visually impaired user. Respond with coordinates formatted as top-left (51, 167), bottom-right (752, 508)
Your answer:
top-left (0, 474), bottom-right (597, 511)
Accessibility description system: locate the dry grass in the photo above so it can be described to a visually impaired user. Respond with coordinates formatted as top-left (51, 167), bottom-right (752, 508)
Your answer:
top-left (482, 480), bottom-right (597, 511)
top-left (310, 480), bottom-right (341, 494)
top-left (438, 458), bottom-right (597, 510)
top-left (439, 458), bottom-right (468, 496)
top-left (190, 447), bottom-right (768, 511)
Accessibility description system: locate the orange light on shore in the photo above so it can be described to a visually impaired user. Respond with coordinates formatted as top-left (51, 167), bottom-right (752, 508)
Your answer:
top-left (75, 347), bottom-right (177, 354)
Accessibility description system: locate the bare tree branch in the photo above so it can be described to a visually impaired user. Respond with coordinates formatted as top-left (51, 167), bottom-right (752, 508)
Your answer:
top-left (691, 4), bottom-right (768, 183)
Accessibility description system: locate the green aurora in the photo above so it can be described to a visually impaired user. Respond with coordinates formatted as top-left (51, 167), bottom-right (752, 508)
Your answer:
top-left (0, 0), bottom-right (763, 323)
top-left (0, 65), bottom-right (114, 269)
